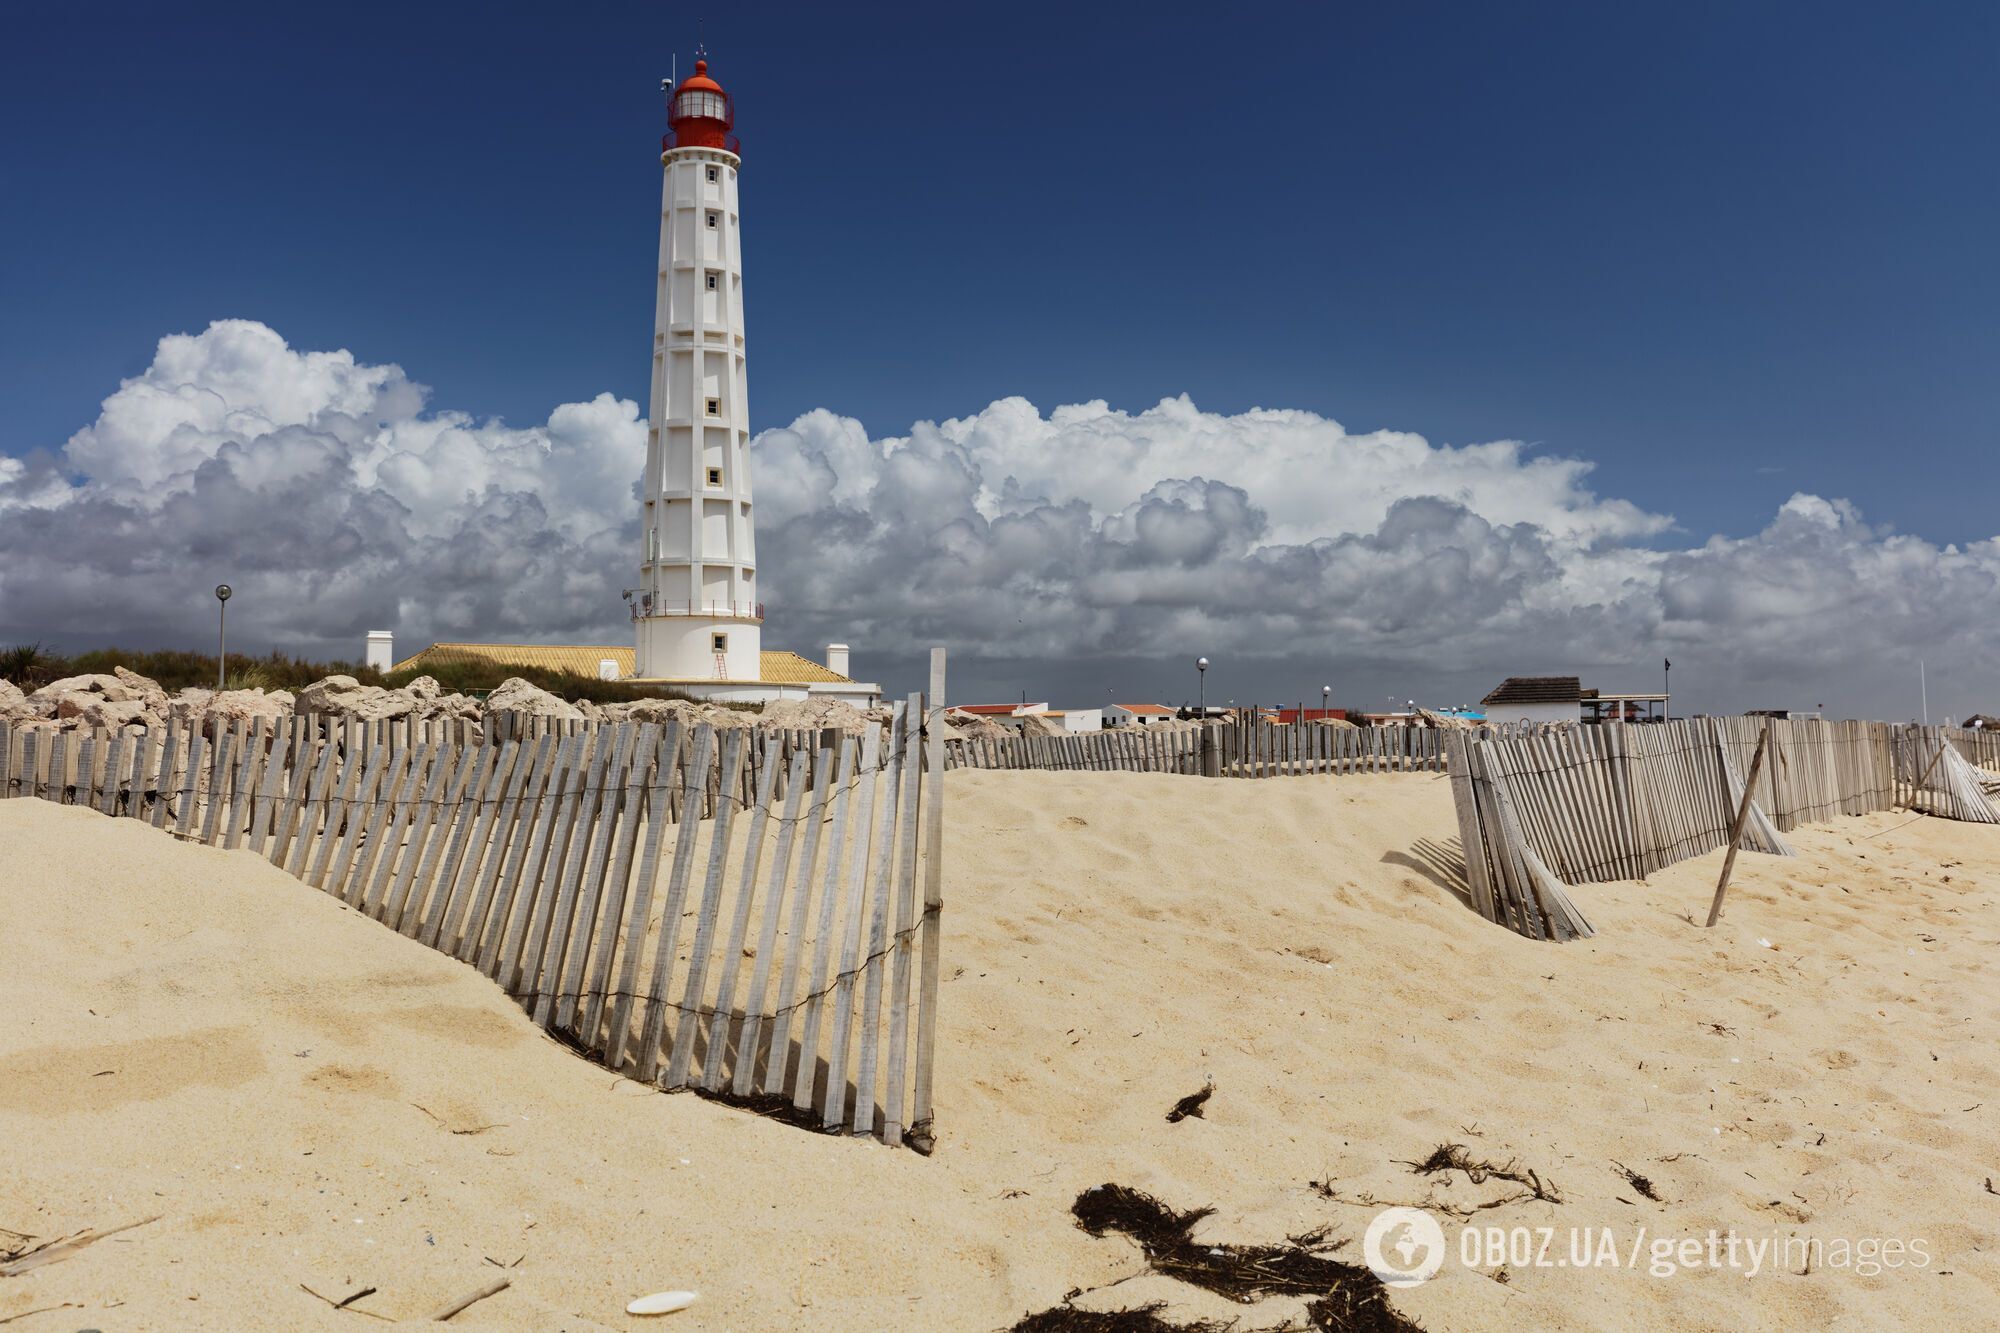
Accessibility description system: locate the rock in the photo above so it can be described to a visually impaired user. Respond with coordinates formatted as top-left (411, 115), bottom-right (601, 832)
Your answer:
top-left (944, 708), bottom-right (1010, 742)
top-left (168, 688), bottom-right (215, 727)
top-left (599, 697), bottom-right (753, 730)
top-left (29, 672), bottom-right (148, 718)
top-left (483, 677), bottom-right (582, 722)
top-left (154, 687), bottom-right (294, 737)
top-left (1, 677), bottom-right (39, 722)
top-left (416, 693), bottom-right (483, 723)
top-left (575, 699), bottom-right (606, 724)
top-left (297, 674), bottom-right (417, 722)
top-left (74, 698), bottom-right (159, 733)
top-left (113, 666), bottom-right (171, 714)
top-left (401, 675), bottom-right (443, 700)
top-left (1020, 712), bottom-right (1067, 738)
top-left (758, 697), bottom-right (876, 736)
top-left (206, 688), bottom-right (295, 729)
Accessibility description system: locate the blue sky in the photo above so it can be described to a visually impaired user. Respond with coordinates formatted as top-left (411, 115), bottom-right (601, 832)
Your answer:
top-left (3, 1), bottom-right (1997, 714)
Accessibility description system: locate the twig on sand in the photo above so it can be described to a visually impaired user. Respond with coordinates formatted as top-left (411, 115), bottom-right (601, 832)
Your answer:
top-left (427, 1277), bottom-right (511, 1322)
top-left (411, 1104), bottom-right (507, 1136)
top-left (300, 1284), bottom-right (393, 1321)
top-left (0, 1215), bottom-right (160, 1277)
top-left (0, 1304), bottom-right (83, 1326)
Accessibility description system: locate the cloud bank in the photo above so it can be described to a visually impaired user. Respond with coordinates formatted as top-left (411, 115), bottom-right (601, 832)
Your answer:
top-left (2, 320), bottom-right (1991, 716)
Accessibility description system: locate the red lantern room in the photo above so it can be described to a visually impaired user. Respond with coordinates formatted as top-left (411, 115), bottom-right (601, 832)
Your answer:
top-left (666, 60), bottom-right (738, 154)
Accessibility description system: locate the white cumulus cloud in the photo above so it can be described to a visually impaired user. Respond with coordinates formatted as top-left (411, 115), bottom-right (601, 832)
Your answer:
top-left (0, 319), bottom-right (1990, 717)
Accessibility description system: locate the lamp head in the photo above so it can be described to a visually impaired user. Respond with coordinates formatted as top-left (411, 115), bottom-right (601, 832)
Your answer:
top-left (214, 583), bottom-right (233, 602)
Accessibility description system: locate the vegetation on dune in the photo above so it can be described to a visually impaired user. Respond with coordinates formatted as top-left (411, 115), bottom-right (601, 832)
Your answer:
top-left (0, 643), bottom-right (709, 705)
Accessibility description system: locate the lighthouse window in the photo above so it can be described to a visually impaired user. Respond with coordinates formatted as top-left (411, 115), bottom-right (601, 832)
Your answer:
top-left (706, 467), bottom-right (722, 486)
top-left (706, 212), bottom-right (718, 229)
top-left (711, 633), bottom-right (729, 654)
top-left (705, 397), bottom-right (720, 416)
top-left (705, 273), bottom-right (717, 290)
top-left (706, 166), bottom-right (718, 183)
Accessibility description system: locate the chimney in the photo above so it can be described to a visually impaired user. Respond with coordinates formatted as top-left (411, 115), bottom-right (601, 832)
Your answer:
top-left (825, 643), bottom-right (850, 678)
top-left (365, 630), bottom-right (394, 673)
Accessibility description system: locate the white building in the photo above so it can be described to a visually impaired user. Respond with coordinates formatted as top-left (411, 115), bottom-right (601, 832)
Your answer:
top-left (371, 58), bottom-right (879, 708)
top-left (1479, 676), bottom-right (1583, 726)
top-left (632, 59), bottom-right (761, 683)
top-left (622, 57), bottom-right (877, 704)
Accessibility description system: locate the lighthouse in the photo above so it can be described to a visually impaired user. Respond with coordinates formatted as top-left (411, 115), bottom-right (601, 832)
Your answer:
top-left (633, 58), bottom-right (761, 683)
top-left (370, 58), bottom-right (879, 704)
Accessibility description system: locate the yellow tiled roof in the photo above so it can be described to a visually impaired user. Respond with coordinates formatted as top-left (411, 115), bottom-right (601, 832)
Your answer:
top-left (390, 641), bottom-right (854, 685)
top-left (392, 642), bottom-right (635, 676)
top-left (744, 649), bottom-right (855, 685)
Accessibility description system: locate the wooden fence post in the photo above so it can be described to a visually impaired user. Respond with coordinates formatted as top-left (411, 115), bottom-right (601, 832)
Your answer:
top-left (1705, 719), bottom-right (1771, 927)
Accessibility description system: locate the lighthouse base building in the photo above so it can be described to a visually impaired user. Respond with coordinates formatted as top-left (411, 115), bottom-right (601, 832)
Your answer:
top-left (380, 55), bottom-right (880, 709)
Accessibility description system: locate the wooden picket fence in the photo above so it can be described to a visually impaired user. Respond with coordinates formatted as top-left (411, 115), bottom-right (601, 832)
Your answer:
top-left (1213, 719), bottom-right (1448, 776)
top-left (1945, 725), bottom-right (2000, 773)
top-left (1446, 717), bottom-right (1993, 942)
top-left (943, 720), bottom-right (1450, 777)
top-left (0, 651), bottom-right (952, 1150)
top-left (1898, 725), bottom-right (2000, 825)
top-left (944, 725), bottom-right (1204, 773)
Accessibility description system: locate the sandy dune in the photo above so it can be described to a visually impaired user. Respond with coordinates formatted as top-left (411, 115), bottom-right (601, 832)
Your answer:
top-left (2, 769), bottom-right (1996, 1329)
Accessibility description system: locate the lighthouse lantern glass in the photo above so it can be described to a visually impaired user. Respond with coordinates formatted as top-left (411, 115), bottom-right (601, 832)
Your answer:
top-left (676, 89), bottom-right (729, 122)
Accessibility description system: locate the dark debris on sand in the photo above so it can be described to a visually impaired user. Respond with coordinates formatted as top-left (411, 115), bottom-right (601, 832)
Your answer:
top-left (1166, 1083), bottom-right (1215, 1124)
top-left (1010, 1184), bottom-right (1423, 1333)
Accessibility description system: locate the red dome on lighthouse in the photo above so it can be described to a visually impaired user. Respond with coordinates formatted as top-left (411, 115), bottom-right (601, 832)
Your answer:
top-left (667, 59), bottom-right (737, 153)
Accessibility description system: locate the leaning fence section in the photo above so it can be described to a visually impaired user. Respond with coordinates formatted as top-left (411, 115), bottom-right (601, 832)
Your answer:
top-left (1447, 717), bottom-right (1996, 942)
top-left (0, 651), bottom-right (951, 1151)
top-left (1897, 725), bottom-right (2000, 825)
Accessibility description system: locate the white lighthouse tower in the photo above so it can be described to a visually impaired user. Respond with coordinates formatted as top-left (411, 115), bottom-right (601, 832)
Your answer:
top-left (633, 58), bottom-right (762, 682)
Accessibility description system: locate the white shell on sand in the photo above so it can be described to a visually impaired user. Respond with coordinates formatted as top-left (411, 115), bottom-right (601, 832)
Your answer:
top-left (626, 1290), bottom-right (699, 1316)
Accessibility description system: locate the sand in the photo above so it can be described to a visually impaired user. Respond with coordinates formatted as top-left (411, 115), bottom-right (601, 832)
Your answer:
top-left (2, 770), bottom-right (1996, 1329)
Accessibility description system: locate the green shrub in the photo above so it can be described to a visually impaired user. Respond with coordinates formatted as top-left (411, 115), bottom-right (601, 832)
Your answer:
top-left (1, 644), bottom-right (724, 706)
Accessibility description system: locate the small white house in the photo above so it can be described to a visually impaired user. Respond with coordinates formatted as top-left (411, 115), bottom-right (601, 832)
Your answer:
top-left (1479, 676), bottom-right (1584, 726)
top-left (1043, 709), bottom-right (1104, 733)
top-left (1107, 703), bottom-right (1176, 726)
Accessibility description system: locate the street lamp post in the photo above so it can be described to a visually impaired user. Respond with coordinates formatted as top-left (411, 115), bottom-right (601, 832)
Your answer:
top-left (1196, 657), bottom-right (1209, 716)
top-left (1322, 684), bottom-right (1330, 720)
top-left (214, 584), bottom-right (233, 690)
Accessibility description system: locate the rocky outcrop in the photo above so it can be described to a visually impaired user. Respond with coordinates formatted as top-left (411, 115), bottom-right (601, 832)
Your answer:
top-left (944, 708), bottom-right (1010, 742)
top-left (758, 697), bottom-right (879, 736)
top-left (418, 693), bottom-right (483, 723)
top-left (30, 672), bottom-right (151, 719)
top-left (1020, 712), bottom-right (1067, 739)
top-left (74, 698), bottom-right (157, 732)
top-left (113, 666), bottom-right (171, 716)
top-left (168, 688), bottom-right (214, 728)
top-left (598, 697), bottom-right (753, 730)
top-left (207, 688), bottom-right (296, 728)
top-left (402, 675), bottom-right (443, 700)
top-left (153, 686), bottom-right (295, 737)
top-left (0, 678), bottom-right (34, 722)
top-left (17, 670), bottom-right (173, 732)
top-left (483, 677), bottom-right (583, 722)
top-left (297, 674), bottom-right (418, 722)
